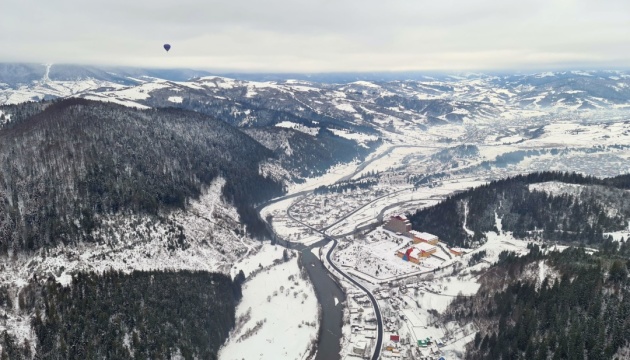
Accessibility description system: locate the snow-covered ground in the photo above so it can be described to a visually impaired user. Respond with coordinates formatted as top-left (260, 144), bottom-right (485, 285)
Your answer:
top-left (230, 244), bottom-right (286, 279)
top-left (329, 128), bottom-right (379, 146)
top-left (0, 78), bottom-right (126, 105)
top-left (275, 121), bottom-right (320, 137)
top-left (219, 250), bottom-right (319, 360)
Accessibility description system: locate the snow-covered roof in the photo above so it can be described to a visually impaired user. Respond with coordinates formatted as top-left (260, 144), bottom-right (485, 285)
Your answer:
top-left (415, 242), bottom-right (437, 252)
top-left (415, 232), bottom-right (438, 240)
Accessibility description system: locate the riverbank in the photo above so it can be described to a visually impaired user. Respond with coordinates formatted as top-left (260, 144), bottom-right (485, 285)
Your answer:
top-left (219, 245), bottom-right (320, 360)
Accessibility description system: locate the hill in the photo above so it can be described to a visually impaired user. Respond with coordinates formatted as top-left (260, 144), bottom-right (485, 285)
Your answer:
top-left (0, 99), bottom-right (283, 254)
top-left (1, 270), bottom-right (241, 360)
top-left (444, 244), bottom-right (630, 360)
top-left (408, 172), bottom-right (630, 248)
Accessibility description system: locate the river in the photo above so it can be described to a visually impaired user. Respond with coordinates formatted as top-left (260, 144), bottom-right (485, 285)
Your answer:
top-left (272, 234), bottom-right (346, 360)
top-left (298, 242), bottom-right (346, 360)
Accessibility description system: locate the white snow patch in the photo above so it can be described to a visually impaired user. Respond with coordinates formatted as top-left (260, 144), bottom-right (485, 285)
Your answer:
top-left (230, 244), bottom-right (286, 279)
top-left (334, 103), bottom-right (357, 113)
top-left (351, 81), bottom-right (380, 88)
top-left (219, 253), bottom-right (319, 360)
top-left (274, 121), bottom-right (320, 136)
top-left (167, 96), bottom-right (183, 103)
top-left (329, 128), bottom-right (379, 145)
top-left (81, 94), bottom-right (150, 109)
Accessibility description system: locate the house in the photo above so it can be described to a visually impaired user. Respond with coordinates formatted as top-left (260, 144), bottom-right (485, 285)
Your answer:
top-left (384, 215), bottom-right (412, 236)
top-left (390, 335), bottom-right (400, 342)
top-left (353, 342), bottom-right (367, 356)
top-left (408, 230), bottom-right (423, 243)
top-left (450, 247), bottom-right (465, 256)
top-left (411, 231), bottom-right (439, 245)
top-left (417, 337), bottom-right (432, 347)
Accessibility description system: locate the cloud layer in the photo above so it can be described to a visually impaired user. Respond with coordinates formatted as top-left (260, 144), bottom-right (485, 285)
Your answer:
top-left (2, 0), bottom-right (629, 72)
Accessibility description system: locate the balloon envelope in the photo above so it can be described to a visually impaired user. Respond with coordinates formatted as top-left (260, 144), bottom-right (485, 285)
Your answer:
top-left (163, 44), bottom-right (171, 52)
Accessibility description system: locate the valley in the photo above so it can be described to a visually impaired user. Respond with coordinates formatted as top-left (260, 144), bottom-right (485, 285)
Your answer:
top-left (257, 110), bottom-right (630, 359)
top-left (1, 66), bottom-right (630, 359)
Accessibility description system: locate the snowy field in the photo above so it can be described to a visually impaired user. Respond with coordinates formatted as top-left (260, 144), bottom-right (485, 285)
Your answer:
top-left (219, 251), bottom-right (319, 360)
top-left (230, 244), bottom-right (286, 279)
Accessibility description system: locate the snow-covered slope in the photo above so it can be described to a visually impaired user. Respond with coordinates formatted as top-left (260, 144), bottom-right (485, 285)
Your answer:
top-left (0, 177), bottom-right (266, 348)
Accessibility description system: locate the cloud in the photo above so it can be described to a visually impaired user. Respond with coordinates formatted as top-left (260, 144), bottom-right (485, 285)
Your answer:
top-left (2, 0), bottom-right (629, 72)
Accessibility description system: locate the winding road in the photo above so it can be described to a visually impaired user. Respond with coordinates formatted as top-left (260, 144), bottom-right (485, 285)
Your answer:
top-left (254, 144), bottom-right (453, 360)
top-left (324, 238), bottom-right (383, 360)
top-left (285, 196), bottom-right (384, 360)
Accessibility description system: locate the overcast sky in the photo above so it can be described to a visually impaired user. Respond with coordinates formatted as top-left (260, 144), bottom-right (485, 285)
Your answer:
top-left (2, 0), bottom-right (630, 72)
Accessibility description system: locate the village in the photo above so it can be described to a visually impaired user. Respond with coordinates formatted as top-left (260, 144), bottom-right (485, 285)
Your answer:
top-left (326, 213), bottom-right (476, 360)
top-left (258, 142), bottom-right (549, 359)
top-left (261, 180), bottom-right (484, 359)
top-left (290, 187), bottom-right (393, 232)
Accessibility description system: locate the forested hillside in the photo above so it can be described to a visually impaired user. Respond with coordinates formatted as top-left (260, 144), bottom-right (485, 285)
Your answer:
top-left (0, 99), bottom-right (283, 254)
top-left (244, 127), bottom-right (378, 179)
top-left (408, 172), bottom-right (630, 247)
top-left (139, 81), bottom-right (382, 135)
top-left (444, 244), bottom-right (630, 360)
top-left (1, 270), bottom-right (240, 360)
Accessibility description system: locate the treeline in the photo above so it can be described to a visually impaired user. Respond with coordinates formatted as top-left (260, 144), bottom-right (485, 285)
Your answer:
top-left (2, 270), bottom-right (240, 360)
top-left (445, 244), bottom-right (630, 360)
top-left (0, 99), bottom-right (284, 254)
top-left (430, 144), bottom-right (480, 163)
top-left (0, 101), bottom-right (50, 126)
top-left (314, 177), bottom-right (379, 195)
top-left (408, 171), bottom-right (630, 247)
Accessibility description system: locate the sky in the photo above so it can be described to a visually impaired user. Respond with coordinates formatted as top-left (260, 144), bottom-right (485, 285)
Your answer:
top-left (2, 0), bottom-right (630, 73)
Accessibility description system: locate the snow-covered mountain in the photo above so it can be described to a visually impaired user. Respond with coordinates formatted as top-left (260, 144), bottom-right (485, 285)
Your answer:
top-left (4, 65), bottom-right (630, 139)
top-left (4, 64), bottom-right (630, 186)
top-left (0, 63), bottom-right (211, 104)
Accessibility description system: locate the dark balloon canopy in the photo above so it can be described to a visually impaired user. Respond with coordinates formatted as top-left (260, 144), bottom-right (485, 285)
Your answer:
top-left (163, 44), bottom-right (171, 52)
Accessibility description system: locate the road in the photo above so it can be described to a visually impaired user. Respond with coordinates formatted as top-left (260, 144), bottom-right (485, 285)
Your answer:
top-left (322, 187), bottom-right (411, 232)
top-left (324, 238), bottom-right (383, 360)
top-left (328, 198), bottom-right (437, 239)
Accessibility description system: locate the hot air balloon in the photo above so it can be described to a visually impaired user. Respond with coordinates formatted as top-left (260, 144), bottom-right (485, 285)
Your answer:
top-left (163, 44), bottom-right (171, 52)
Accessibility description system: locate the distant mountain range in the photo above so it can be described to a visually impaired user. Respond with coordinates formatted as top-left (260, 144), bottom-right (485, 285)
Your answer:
top-left (4, 64), bottom-right (630, 190)
top-left (3, 65), bottom-right (630, 132)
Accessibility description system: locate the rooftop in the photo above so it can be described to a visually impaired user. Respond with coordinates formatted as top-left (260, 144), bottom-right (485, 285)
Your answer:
top-left (391, 215), bottom-right (409, 222)
top-left (415, 232), bottom-right (438, 240)
top-left (415, 242), bottom-right (437, 252)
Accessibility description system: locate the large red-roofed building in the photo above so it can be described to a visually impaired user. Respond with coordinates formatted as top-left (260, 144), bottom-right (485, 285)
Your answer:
top-left (384, 215), bottom-right (412, 236)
